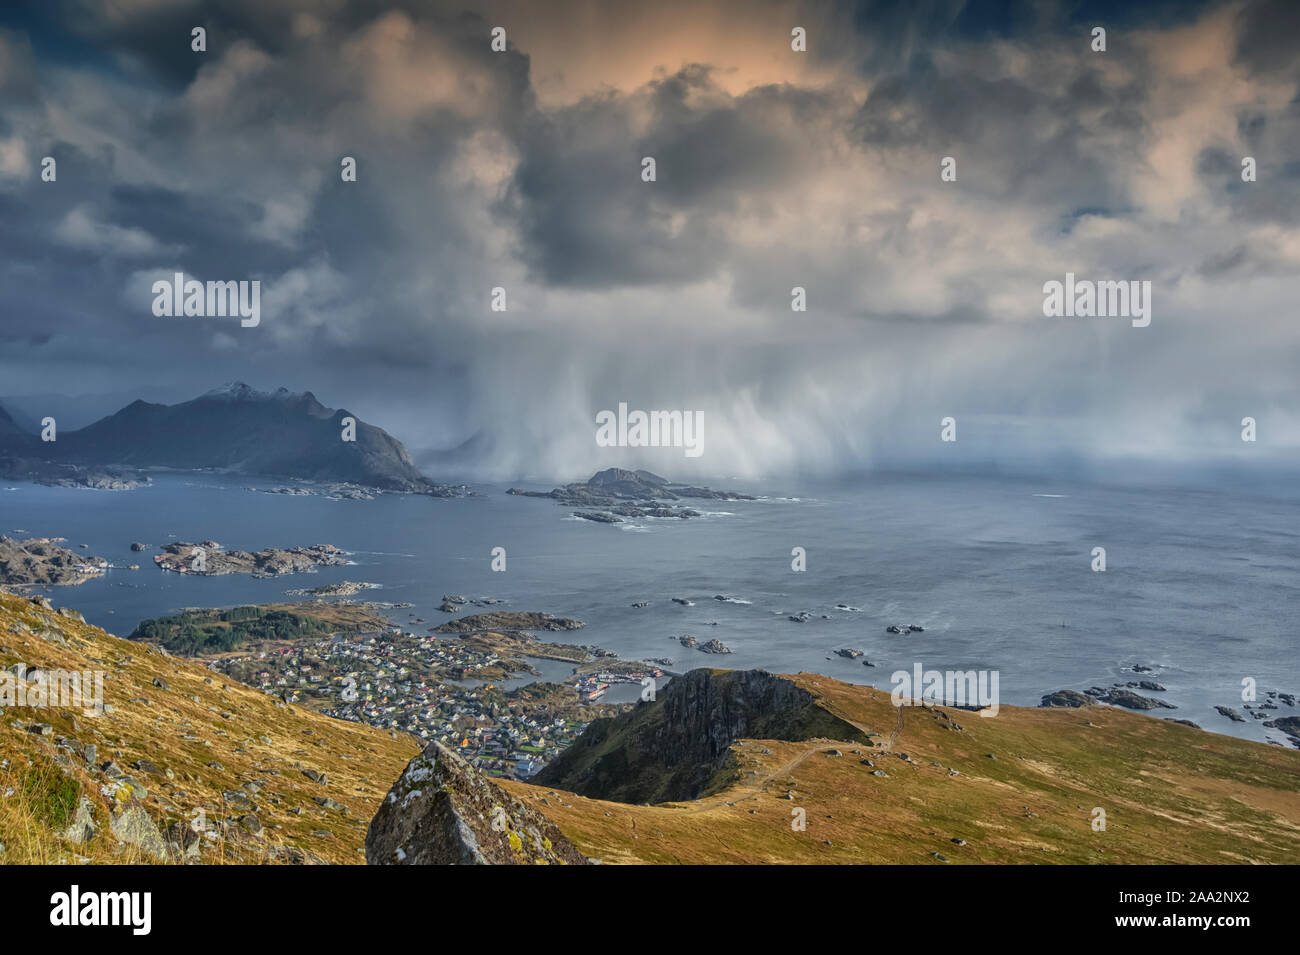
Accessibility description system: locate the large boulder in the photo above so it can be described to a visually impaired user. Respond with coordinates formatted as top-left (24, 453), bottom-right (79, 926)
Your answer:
top-left (366, 742), bottom-right (589, 866)
top-left (109, 803), bottom-right (168, 861)
top-left (60, 797), bottom-right (97, 845)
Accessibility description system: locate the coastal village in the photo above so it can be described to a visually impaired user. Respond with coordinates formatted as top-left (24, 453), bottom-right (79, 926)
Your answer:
top-left (0, 532), bottom-right (668, 780)
top-left (202, 606), bottom-right (663, 779)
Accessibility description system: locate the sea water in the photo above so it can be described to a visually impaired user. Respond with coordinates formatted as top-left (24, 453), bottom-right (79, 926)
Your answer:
top-left (4, 472), bottom-right (1297, 744)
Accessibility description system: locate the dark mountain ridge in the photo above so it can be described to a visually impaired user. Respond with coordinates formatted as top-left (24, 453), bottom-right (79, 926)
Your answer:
top-left (535, 668), bottom-right (870, 804)
top-left (0, 383), bottom-right (449, 492)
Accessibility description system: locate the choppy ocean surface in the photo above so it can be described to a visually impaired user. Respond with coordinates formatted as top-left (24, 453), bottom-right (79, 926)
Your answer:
top-left (4, 472), bottom-right (1298, 745)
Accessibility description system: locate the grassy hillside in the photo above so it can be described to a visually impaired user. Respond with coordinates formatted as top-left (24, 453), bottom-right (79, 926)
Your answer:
top-left (0, 591), bottom-right (420, 864)
top-left (502, 672), bottom-right (1300, 864)
top-left (5, 587), bottom-right (1297, 867)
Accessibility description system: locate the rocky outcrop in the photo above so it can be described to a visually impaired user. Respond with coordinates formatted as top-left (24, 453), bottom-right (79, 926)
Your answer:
top-left (436, 595), bottom-right (503, 614)
top-left (1039, 690), bottom-right (1095, 708)
top-left (1085, 687), bottom-right (1175, 710)
top-left (1262, 715), bottom-right (1300, 747)
top-left (535, 669), bottom-right (870, 804)
top-left (433, 611), bottom-right (584, 634)
top-left (366, 742), bottom-right (589, 865)
top-left (573, 510), bottom-right (623, 523)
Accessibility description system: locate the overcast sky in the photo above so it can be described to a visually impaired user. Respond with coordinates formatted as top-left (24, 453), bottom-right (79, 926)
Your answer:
top-left (1, 0), bottom-right (1298, 481)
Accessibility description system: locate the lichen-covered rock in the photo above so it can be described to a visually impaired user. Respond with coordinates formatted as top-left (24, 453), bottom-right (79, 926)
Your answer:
top-left (61, 797), bottom-right (97, 845)
top-left (109, 803), bottom-right (168, 861)
top-left (366, 742), bottom-right (589, 866)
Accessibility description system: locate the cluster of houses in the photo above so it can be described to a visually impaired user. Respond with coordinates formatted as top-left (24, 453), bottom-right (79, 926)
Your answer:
top-left (205, 626), bottom-right (610, 778)
top-left (574, 674), bottom-right (610, 701)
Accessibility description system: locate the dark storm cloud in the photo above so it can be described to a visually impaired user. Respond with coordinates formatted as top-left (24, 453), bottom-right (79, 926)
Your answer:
top-left (507, 67), bottom-right (834, 288)
top-left (0, 0), bottom-right (1298, 479)
top-left (852, 48), bottom-right (1149, 215)
top-left (1234, 0), bottom-right (1300, 78)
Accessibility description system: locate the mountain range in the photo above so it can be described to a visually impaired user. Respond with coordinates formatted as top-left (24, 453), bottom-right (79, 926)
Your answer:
top-left (0, 383), bottom-right (448, 492)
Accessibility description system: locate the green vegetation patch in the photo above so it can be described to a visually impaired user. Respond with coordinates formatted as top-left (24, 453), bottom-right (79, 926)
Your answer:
top-left (129, 606), bottom-right (331, 655)
top-left (22, 757), bottom-right (81, 830)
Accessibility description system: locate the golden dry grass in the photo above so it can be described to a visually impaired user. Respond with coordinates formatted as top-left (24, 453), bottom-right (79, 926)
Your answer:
top-left (0, 592), bottom-right (420, 864)
top-left (7, 589), bottom-right (1297, 867)
top-left (500, 673), bottom-right (1300, 864)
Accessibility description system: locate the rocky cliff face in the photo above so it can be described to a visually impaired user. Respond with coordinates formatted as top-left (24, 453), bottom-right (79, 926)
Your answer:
top-left (366, 742), bottom-right (590, 865)
top-left (535, 668), bottom-right (870, 804)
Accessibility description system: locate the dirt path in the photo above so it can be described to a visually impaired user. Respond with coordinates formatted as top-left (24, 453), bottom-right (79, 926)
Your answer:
top-left (662, 707), bottom-right (904, 817)
top-left (886, 704), bottom-right (905, 751)
top-left (636, 697), bottom-right (908, 823)
top-left (658, 743), bottom-right (823, 816)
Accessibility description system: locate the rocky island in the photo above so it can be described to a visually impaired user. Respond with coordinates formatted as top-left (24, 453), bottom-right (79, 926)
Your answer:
top-left (154, 541), bottom-right (348, 577)
top-left (0, 456), bottom-right (151, 490)
top-left (508, 467), bottom-right (754, 523)
top-left (285, 580), bottom-right (381, 598)
top-left (0, 536), bottom-right (110, 589)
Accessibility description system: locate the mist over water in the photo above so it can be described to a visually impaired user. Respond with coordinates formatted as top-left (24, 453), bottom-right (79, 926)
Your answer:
top-left (336, 303), bottom-right (1300, 486)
